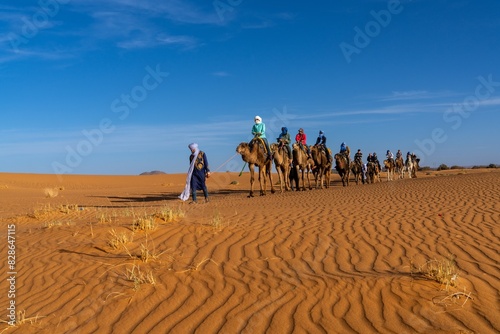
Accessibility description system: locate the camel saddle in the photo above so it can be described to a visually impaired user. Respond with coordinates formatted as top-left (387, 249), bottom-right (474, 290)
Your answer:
top-left (250, 137), bottom-right (268, 155)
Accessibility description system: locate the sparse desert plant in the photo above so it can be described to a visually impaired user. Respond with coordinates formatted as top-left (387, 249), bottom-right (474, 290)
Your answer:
top-left (132, 215), bottom-right (157, 232)
top-left (108, 229), bottom-right (134, 250)
top-left (97, 212), bottom-right (114, 224)
top-left (43, 221), bottom-right (64, 229)
top-left (138, 235), bottom-right (169, 263)
top-left (432, 287), bottom-right (474, 307)
top-left (209, 211), bottom-right (225, 231)
top-left (0, 309), bottom-right (45, 327)
top-left (125, 264), bottom-right (156, 291)
top-left (411, 255), bottom-right (459, 291)
top-left (44, 187), bottom-right (59, 198)
top-left (59, 204), bottom-right (80, 214)
top-left (177, 258), bottom-right (218, 274)
top-left (154, 206), bottom-right (185, 223)
top-left (29, 204), bottom-right (54, 219)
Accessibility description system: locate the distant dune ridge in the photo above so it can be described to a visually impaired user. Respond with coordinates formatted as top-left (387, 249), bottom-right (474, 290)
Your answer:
top-left (140, 170), bottom-right (167, 175)
top-left (0, 169), bottom-right (498, 333)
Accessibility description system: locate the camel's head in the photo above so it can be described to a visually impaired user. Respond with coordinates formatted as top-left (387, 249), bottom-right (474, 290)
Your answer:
top-left (236, 142), bottom-right (249, 155)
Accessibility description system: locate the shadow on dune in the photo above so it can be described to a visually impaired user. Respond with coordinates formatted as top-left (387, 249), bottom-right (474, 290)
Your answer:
top-left (58, 247), bottom-right (132, 260)
top-left (87, 189), bottom-right (251, 204)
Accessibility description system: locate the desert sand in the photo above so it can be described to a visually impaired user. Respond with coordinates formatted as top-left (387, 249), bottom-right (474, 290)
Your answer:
top-left (0, 169), bottom-right (498, 333)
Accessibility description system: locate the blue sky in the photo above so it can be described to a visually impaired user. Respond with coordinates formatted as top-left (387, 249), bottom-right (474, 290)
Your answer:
top-left (1, 0), bottom-right (499, 175)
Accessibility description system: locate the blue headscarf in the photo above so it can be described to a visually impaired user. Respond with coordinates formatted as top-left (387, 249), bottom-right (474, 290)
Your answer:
top-left (281, 127), bottom-right (288, 135)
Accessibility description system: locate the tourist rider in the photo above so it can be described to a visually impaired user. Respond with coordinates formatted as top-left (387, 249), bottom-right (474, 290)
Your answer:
top-left (340, 142), bottom-right (347, 154)
top-left (339, 142), bottom-right (350, 165)
top-left (295, 128), bottom-right (311, 158)
top-left (314, 130), bottom-right (331, 162)
top-left (277, 127), bottom-right (293, 162)
top-left (252, 115), bottom-right (272, 160)
top-left (396, 149), bottom-right (403, 160)
top-left (354, 149), bottom-right (363, 164)
top-left (386, 150), bottom-right (394, 163)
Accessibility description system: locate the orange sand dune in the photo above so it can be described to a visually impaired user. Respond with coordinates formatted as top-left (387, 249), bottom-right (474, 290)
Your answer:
top-left (0, 169), bottom-right (498, 333)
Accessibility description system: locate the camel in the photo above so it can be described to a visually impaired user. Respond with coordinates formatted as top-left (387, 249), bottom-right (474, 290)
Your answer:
top-left (334, 152), bottom-right (350, 187)
top-left (366, 162), bottom-right (377, 184)
top-left (292, 143), bottom-right (314, 191)
top-left (236, 138), bottom-right (275, 197)
top-left (384, 159), bottom-right (395, 181)
top-left (395, 157), bottom-right (404, 179)
top-left (310, 145), bottom-right (332, 189)
top-left (350, 160), bottom-right (363, 185)
top-left (405, 154), bottom-right (414, 179)
top-left (270, 142), bottom-right (290, 192)
top-left (412, 157), bottom-right (420, 178)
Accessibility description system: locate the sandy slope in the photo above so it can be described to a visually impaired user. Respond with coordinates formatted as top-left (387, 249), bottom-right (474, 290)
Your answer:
top-left (0, 169), bottom-right (498, 333)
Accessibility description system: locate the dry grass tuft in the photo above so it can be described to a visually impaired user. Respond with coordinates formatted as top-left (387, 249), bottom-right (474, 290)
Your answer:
top-left (108, 229), bottom-right (134, 250)
top-left (97, 212), bottom-right (116, 224)
top-left (59, 204), bottom-right (80, 214)
top-left (0, 309), bottom-right (45, 328)
top-left (132, 215), bottom-right (157, 232)
top-left (432, 287), bottom-right (474, 307)
top-left (177, 258), bottom-right (218, 274)
top-left (125, 264), bottom-right (156, 291)
top-left (209, 211), bottom-right (225, 231)
top-left (411, 255), bottom-right (459, 291)
top-left (154, 205), bottom-right (185, 223)
top-left (43, 187), bottom-right (64, 198)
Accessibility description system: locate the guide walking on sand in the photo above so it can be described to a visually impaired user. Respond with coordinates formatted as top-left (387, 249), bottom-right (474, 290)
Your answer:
top-left (179, 143), bottom-right (211, 204)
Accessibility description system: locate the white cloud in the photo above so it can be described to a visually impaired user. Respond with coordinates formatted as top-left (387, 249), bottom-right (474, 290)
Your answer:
top-left (379, 90), bottom-right (457, 101)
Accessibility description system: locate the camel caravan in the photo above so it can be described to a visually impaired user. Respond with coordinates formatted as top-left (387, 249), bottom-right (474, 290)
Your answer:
top-left (236, 117), bottom-right (420, 196)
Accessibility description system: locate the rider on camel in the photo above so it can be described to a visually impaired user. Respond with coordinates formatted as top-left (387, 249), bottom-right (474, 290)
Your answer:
top-left (277, 127), bottom-right (293, 162)
top-left (251, 116), bottom-right (272, 161)
top-left (314, 130), bottom-right (331, 162)
top-left (386, 150), bottom-right (394, 164)
top-left (354, 149), bottom-right (363, 164)
top-left (295, 128), bottom-right (311, 158)
top-left (339, 142), bottom-right (350, 165)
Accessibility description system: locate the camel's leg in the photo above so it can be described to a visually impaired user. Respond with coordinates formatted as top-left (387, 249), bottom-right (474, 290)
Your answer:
top-left (259, 167), bottom-right (266, 196)
top-left (307, 170), bottom-right (312, 190)
top-left (300, 168), bottom-right (306, 191)
top-left (249, 164), bottom-right (255, 197)
top-left (284, 165), bottom-right (291, 191)
top-left (267, 161), bottom-right (275, 194)
top-left (276, 165), bottom-right (284, 193)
